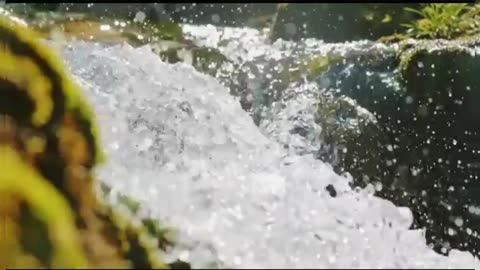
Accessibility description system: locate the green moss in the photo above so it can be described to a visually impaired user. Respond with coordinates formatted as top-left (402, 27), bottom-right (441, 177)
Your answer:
top-left (398, 45), bottom-right (421, 75)
top-left (99, 181), bottom-right (178, 253)
top-left (396, 40), bottom-right (478, 121)
top-left (191, 47), bottom-right (229, 75)
top-left (157, 45), bottom-right (230, 77)
top-left (398, 42), bottom-right (470, 81)
top-left (315, 95), bottom-right (392, 188)
top-left (303, 54), bottom-right (343, 79)
top-left (279, 54), bottom-right (344, 85)
top-left (377, 33), bottom-right (409, 44)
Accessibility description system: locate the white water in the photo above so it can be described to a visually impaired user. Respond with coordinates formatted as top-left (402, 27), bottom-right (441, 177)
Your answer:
top-left (59, 25), bottom-right (480, 268)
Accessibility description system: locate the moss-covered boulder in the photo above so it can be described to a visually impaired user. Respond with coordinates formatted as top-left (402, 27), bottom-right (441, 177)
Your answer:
top-left (302, 37), bottom-right (480, 256)
top-left (315, 94), bottom-right (394, 188)
top-left (389, 39), bottom-right (480, 256)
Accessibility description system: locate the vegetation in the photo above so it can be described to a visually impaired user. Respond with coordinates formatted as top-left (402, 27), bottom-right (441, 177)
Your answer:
top-left (0, 15), bottom-right (176, 268)
top-left (402, 4), bottom-right (480, 40)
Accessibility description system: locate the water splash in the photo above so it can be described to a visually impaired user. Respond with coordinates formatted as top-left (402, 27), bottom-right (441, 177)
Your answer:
top-left (59, 29), bottom-right (480, 269)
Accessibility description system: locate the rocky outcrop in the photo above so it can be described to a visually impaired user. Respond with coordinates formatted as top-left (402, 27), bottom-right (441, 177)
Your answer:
top-left (395, 39), bottom-right (480, 255)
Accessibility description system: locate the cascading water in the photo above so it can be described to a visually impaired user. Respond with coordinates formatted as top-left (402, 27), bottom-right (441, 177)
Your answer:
top-left (58, 23), bottom-right (480, 268)
top-left (183, 24), bottom-right (480, 256)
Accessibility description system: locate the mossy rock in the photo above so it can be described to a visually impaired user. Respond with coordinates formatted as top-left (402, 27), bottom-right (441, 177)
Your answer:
top-left (306, 39), bottom-right (480, 256)
top-left (392, 39), bottom-right (480, 255)
top-left (298, 54), bottom-right (344, 81)
top-left (157, 45), bottom-right (230, 77)
top-left (0, 15), bottom-right (177, 268)
top-left (315, 94), bottom-right (394, 190)
top-left (377, 33), bottom-right (410, 44)
top-left (397, 40), bottom-right (480, 114)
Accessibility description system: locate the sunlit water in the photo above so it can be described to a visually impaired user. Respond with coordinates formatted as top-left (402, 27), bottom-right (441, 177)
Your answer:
top-left (59, 24), bottom-right (480, 268)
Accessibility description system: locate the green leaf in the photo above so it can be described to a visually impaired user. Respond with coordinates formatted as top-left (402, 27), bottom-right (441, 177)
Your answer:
top-left (404, 7), bottom-right (425, 17)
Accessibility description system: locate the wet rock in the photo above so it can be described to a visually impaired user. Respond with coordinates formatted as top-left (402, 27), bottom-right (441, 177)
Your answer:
top-left (315, 37), bottom-right (480, 256)
top-left (325, 184), bottom-right (337, 197)
top-left (157, 46), bottom-right (230, 78)
top-left (395, 39), bottom-right (480, 255)
top-left (315, 94), bottom-right (394, 189)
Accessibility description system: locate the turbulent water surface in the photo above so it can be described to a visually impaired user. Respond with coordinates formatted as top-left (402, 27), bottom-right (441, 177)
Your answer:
top-left (59, 24), bottom-right (480, 268)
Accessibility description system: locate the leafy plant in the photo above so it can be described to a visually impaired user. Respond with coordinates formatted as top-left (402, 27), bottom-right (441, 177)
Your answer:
top-left (402, 4), bottom-right (469, 39)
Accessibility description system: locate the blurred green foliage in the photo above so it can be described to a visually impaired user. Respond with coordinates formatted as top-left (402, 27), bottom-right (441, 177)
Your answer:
top-left (402, 4), bottom-right (480, 39)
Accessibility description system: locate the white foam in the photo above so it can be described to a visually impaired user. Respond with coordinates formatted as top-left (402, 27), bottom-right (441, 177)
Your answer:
top-left (60, 40), bottom-right (480, 269)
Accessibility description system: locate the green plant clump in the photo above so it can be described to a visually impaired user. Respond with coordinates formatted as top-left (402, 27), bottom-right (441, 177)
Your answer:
top-left (402, 3), bottom-right (480, 39)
